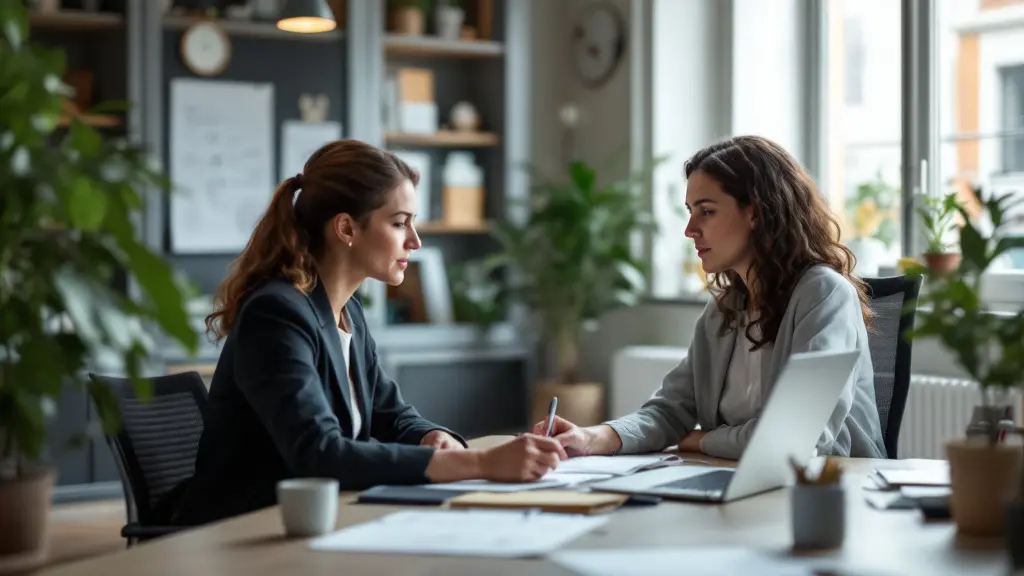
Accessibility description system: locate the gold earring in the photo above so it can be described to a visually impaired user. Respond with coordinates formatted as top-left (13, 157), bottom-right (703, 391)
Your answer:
top-left (348, 241), bottom-right (352, 247)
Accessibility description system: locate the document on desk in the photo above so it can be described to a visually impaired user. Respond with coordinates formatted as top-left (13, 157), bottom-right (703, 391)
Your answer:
top-left (550, 547), bottom-right (837, 576)
top-left (309, 509), bottom-right (608, 558)
top-left (555, 454), bottom-right (683, 476)
top-left (423, 472), bottom-right (612, 492)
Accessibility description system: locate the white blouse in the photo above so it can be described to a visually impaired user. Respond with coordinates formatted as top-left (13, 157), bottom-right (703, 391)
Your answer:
top-left (337, 310), bottom-right (362, 438)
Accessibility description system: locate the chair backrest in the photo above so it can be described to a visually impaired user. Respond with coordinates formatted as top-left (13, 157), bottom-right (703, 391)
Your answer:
top-left (89, 371), bottom-right (209, 525)
top-left (862, 275), bottom-right (922, 459)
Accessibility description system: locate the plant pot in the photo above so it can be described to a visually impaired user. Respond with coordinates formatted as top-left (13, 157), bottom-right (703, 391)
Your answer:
top-left (924, 252), bottom-right (961, 275)
top-left (390, 8), bottom-right (424, 36)
top-left (532, 381), bottom-right (605, 428)
top-left (946, 439), bottom-right (1023, 537)
top-left (435, 6), bottom-right (464, 41)
top-left (0, 467), bottom-right (55, 566)
top-left (1007, 499), bottom-right (1024, 570)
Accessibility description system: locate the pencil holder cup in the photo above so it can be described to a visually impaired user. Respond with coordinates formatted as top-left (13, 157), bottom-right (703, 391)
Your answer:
top-left (791, 482), bottom-right (845, 550)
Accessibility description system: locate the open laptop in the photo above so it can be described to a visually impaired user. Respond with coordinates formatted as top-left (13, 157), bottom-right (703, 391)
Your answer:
top-left (589, 349), bottom-right (860, 504)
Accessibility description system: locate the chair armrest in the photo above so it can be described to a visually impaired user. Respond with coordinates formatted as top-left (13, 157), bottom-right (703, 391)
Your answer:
top-left (121, 522), bottom-right (186, 541)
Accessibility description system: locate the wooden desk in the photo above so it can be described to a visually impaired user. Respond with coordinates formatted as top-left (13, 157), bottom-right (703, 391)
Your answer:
top-left (37, 437), bottom-right (1009, 576)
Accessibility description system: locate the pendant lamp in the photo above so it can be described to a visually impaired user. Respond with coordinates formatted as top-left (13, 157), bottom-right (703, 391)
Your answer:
top-left (277, 0), bottom-right (336, 34)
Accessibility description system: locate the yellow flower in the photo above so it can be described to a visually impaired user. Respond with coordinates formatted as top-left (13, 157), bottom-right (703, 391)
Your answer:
top-left (853, 200), bottom-right (882, 238)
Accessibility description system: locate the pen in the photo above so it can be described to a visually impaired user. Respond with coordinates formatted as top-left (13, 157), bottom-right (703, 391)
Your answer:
top-left (545, 397), bottom-right (558, 437)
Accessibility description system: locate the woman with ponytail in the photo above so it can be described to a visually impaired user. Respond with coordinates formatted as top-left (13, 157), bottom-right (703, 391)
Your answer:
top-left (170, 140), bottom-right (566, 526)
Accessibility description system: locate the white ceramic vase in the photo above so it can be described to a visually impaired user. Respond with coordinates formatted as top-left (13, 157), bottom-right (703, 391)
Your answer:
top-left (435, 6), bottom-right (464, 41)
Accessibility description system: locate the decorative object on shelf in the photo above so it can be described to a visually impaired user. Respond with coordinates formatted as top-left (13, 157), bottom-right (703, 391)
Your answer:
top-left (27, 0), bottom-right (60, 13)
top-left (449, 100), bottom-right (480, 132)
top-left (442, 152), bottom-right (484, 227)
top-left (916, 188), bottom-right (963, 275)
top-left (249, 0), bottom-right (280, 20)
top-left (298, 92), bottom-right (330, 122)
top-left (475, 0), bottom-right (493, 39)
top-left (180, 20), bottom-right (231, 77)
top-left (389, 0), bottom-right (426, 36)
top-left (394, 67), bottom-right (437, 134)
top-left (481, 154), bottom-right (661, 427)
top-left (435, 0), bottom-right (464, 41)
top-left (844, 170), bottom-right (899, 277)
top-left (903, 185), bottom-right (1024, 538)
top-left (277, 0), bottom-right (336, 33)
top-left (0, 4), bottom-right (198, 567)
top-left (385, 247), bottom-right (454, 324)
top-left (225, 3), bottom-right (253, 20)
top-left (64, 68), bottom-right (94, 111)
top-left (571, 0), bottom-right (625, 89)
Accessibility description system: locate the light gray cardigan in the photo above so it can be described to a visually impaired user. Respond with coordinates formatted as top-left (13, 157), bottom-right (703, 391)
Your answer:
top-left (606, 265), bottom-right (887, 460)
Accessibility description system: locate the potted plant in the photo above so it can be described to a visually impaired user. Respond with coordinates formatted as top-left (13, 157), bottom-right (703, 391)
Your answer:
top-left (845, 171), bottom-right (899, 277)
top-left (388, 0), bottom-right (428, 36)
top-left (916, 189), bottom-right (963, 275)
top-left (484, 158), bottom-right (658, 427)
top-left (0, 4), bottom-right (197, 567)
top-left (905, 185), bottom-right (1024, 538)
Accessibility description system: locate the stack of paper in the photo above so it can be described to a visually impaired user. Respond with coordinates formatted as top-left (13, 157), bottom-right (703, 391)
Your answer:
top-left (309, 509), bottom-right (608, 557)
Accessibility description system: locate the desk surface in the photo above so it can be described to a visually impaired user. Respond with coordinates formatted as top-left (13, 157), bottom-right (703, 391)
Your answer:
top-left (39, 436), bottom-right (1008, 576)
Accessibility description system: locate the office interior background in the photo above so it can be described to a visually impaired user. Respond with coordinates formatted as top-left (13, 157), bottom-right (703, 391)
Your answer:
top-left (14, 0), bottom-right (1024, 503)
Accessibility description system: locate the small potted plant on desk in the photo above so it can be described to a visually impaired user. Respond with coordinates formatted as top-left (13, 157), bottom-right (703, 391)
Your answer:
top-left (0, 4), bottom-right (197, 570)
top-left (916, 190), bottom-right (963, 275)
top-left (905, 185), bottom-right (1024, 540)
top-left (484, 158), bottom-right (658, 428)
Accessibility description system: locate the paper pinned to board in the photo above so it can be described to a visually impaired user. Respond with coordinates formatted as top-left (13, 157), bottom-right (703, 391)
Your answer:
top-left (309, 509), bottom-right (608, 558)
top-left (168, 78), bottom-right (275, 254)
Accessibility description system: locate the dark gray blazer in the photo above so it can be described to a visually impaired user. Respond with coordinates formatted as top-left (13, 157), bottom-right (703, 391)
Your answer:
top-left (171, 277), bottom-right (463, 526)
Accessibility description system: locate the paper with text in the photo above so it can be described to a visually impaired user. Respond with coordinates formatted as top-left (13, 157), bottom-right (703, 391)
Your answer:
top-left (309, 509), bottom-right (608, 557)
top-left (169, 79), bottom-right (275, 254)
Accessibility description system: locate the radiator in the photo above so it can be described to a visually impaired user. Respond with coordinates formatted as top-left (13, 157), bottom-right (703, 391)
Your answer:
top-left (898, 375), bottom-right (1024, 459)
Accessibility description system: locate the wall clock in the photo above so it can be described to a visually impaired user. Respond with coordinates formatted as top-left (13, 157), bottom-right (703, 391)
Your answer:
top-left (571, 1), bottom-right (626, 89)
top-left (180, 21), bottom-right (231, 77)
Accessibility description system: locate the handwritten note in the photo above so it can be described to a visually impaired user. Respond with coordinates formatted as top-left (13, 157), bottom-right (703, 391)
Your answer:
top-left (169, 79), bottom-right (275, 254)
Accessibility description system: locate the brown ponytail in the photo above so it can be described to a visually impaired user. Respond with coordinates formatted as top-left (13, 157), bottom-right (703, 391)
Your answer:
top-left (204, 139), bottom-right (419, 342)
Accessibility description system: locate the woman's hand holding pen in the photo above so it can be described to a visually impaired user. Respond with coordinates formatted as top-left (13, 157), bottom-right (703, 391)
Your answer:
top-left (530, 416), bottom-right (624, 457)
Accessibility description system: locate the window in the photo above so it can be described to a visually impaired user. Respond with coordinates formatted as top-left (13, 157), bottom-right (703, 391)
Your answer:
top-left (826, 0), bottom-right (904, 276)
top-left (844, 17), bottom-right (865, 106)
top-left (936, 0), bottom-right (1024, 282)
top-left (1003, 65), bottom-right (1024, 174)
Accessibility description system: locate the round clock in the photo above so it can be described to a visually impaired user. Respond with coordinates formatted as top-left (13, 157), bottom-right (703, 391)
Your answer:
top-left (571, 1), bottom-right (626, 89)
top-left (180, 21), bottom-right (231, 77)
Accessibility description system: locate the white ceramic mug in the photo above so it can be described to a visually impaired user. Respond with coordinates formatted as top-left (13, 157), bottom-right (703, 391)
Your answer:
top-left (276, 478), bottom-right (339, 538)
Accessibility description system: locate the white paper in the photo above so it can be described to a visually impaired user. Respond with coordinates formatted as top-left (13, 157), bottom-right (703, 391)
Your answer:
top-left (555, 455), bottom-right (681, 476)
top-left (279, 120), bottom-right (342, 183)
top-left (422, 471), bottom-right (613, 493)
top-left (550, 547), bottom-right (833, 576)
top-left (169, 79), bottom-right (275, 254)
top-left (309, 509), bottom-right (608, 557)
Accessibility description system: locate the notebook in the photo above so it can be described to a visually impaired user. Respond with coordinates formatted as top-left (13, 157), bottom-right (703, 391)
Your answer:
top-left (357, 485), bottom-right (469, 506)
top-left (447, 490), bottom-right (629, 515)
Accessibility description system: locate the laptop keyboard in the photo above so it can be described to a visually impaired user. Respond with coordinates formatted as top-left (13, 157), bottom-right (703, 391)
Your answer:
top-left (656, 470), bottom-right (734, 496)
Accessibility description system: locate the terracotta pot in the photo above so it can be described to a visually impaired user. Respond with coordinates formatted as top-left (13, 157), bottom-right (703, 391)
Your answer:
top-left (924, 252), bottom-right (961, 275)
top-left (946, 439), bottom-right (1023, 537)
top-left (0, 467), bottom-right (55, 566)
top-left (390, 8), bottom-right (424, 36)
top-left (531, 381), bottom-right (605, 429)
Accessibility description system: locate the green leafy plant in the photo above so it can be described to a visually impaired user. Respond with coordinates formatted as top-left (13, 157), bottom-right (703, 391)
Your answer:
top-left (906, 186), bottom-right (1024, 443)
top-left (448, 260), bottom-right (504, 330)
top-left (484, 158), bottom-right (659, 384)
top-left (846, 171), bottom-right (900, 247)
top-left (0, 3), bottom-right (198, 480)
top-left (916, 191), bottom-right (962, 254)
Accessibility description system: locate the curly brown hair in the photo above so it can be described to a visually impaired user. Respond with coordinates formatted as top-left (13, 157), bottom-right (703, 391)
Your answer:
top-left (683, 135), bottom-right (873, 350)
top-left (204, 139), bottom-right (418, 342)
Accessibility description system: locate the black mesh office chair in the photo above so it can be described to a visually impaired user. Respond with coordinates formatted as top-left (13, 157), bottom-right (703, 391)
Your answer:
top-left (88, 371), bottom-right (209, 546)
top-left (862, 275), bottom-right (923, 459)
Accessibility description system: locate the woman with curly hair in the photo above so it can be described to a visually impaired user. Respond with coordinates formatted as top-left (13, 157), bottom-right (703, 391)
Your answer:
top-left (534, 135), bottom-right (887, 460)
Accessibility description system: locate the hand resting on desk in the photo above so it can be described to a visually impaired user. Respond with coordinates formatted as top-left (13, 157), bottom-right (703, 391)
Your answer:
top-left (677, 430), bottom-right (707, 453)
top-left (421, 430), bottom-right (465, 450)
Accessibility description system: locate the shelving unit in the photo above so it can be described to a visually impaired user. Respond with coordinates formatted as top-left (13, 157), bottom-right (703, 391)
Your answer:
top-left (385, 130), bottom-right (499, 147)
top-left (416, 221), bottom-right (492, 234)
top-left (163, 15), bottom-right (344, 42)
top-left (28, 9), bottom-right (123, 31)
top-left (383, 34), bottom-right (504, 58)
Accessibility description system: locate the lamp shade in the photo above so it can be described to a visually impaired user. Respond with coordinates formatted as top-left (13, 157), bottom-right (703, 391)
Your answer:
top-left (277, 0), bottom-right (336, 34)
